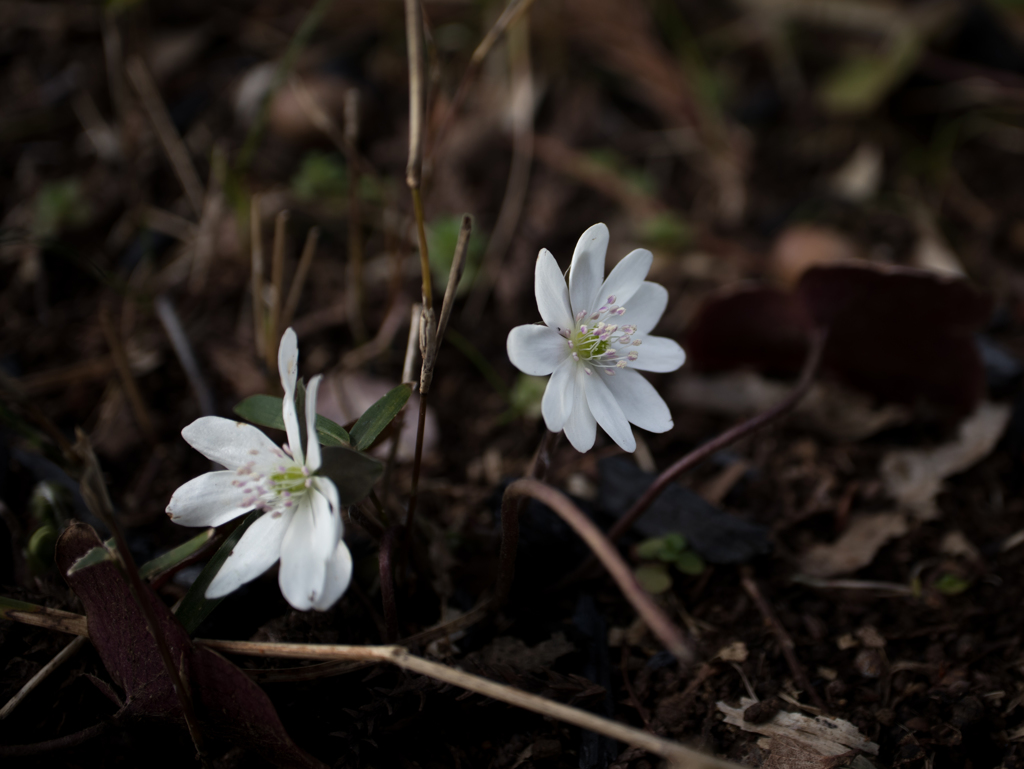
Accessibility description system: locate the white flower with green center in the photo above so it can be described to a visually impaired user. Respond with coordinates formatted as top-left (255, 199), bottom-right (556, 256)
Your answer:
top-left (507, 223), bottom-right (686, 453)
top-left (166, 328), bottom-right (351, 611)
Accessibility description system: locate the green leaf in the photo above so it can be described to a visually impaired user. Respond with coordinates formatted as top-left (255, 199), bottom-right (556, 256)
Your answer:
top-left (138, 528), bottom-right (216, 580)
top-left (673, 550), bottom-right (706, 576)
top-left (636, 533), bottom-right (688, 562)
top-left (233, 394), bottom-right (350, 447)
top-left (0, 596), bottom-right (55, 620)
top-left (635, 537), bottom-right (666, 561)
top-left (635, 562), bottom-right (673, 595)
top-left (175, 511), bottom-right (261, 636)
top-left (349, 384), bottom-right (412, 451)
top-left (67, 543), bottom-right (116, 575)
top-left (428, 215), bottom-right (484, 295)
top-left (933, 573), bottom-right (971, 596)
top-left (660, 532), bottom-right (688, 559)
top-left (319, 444), bottom-right (384, 505)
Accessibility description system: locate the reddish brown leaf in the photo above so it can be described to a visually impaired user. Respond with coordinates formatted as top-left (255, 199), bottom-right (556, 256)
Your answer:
top-left (57, 522), bottom-right (326, 769)
top-left (685, 263), bottom-right (991, 415)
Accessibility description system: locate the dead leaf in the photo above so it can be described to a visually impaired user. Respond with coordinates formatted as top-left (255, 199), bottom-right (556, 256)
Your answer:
top-left (717, 697), bottom-right (879, 756)
top-left (685, 262), bottom-right (991, 415)
top-left (716, 641), bottom-right (749, 663)
top-left (880, 401), bottom-right (1011, 519)
top-left (771, 225), bottom-right (860, 288)
top-left (672, 371), bottom-right (912, 442)
top-left (829, 143), bottom-right (883, 203)
top-left (799, 512), bottom-right (909, 578)
top-left (56, 522), bottom-right (326, 768)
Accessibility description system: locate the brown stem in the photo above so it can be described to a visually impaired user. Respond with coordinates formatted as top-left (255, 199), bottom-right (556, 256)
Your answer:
top-left (607, 326), bottom-right (828, 545)
top-left (500, 478), bottom-right (693, 664)
top-left (379, 526), bottom-right (401, 642)
top-left (0, 719), bottom-right (113, 757)
top-left (741, 567), bottom-right (826, 711)
top-left (403, 390), bottom-right (430, 530)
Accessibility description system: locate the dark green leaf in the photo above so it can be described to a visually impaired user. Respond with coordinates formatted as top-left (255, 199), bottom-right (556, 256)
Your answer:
top-left (350, 384), bottom-right (412, 451)
top-left (138, 528), bottom-right (216, 580)
top-left (319, 444), bottom-right (384, 505)
top-left (67, 543), bottom-right (116, 574)
top-left (233, 394), bottom-right (350, 447)
top-left (175, 511), bottom-right (261, 635)
top-left (673, 550), bottom-right (706, 576)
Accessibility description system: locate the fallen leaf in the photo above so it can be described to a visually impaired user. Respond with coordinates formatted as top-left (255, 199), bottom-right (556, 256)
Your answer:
top-left (717, 696), bottom-right (879, 756)
top-left (598, 457), bottom-right (771, 564)
top-left (880, 401), bottom-right (1011, 519)
top-left (685, 262), bottom-right (991, 415)
top-left (771, 225), bottom-right (860, 288)
top-left (672, 371), bottom-right (912, 442)
top-left (799, 512), bottom-right (909, 578)
top-left (56, 522), bottom-right (326, 768)
top-left (829, 143), bottom-right (884, 203)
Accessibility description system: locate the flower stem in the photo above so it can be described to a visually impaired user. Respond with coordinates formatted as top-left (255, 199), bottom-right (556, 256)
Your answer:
top-left (493, 430), bottom-right (558, 604)
top-left (379, 525), bottom-right (401, 642)
top-left (498, 478), bottom-right (693, 665)
top-left (606, 325), bottom-right (828, 546)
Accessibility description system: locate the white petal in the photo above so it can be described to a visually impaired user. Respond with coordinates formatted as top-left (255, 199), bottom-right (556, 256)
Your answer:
top-left (597, 248), bottom-right (652, 310)
top-left (562, 367), bottom-right (597, 452)
top-left (535, 248), bottom-right (573, 333)
top-left (305, 374), bottom-right (323, 472)
top-left (166, 471), bottom-right (251, 527)
top-left (568, 223), bottom-right (609, 314)
top-left (542, 357), bottom-right (577, 432)
top-left (507, 324), bottom-right (570, 376)
top-left (278, 491), bottom-right (338, 610)
top-left (278, 327), bottom-right (299, 397)
top-left (629, 336), bottom-right (686, 373)
top-left (205, 510), bottom-right (291, 599)
top-left (602, 368), bottom-right (673, 433)
top-left (182, 417), bottom-right (283, 470)
top-left (584, 369), bottom-right (636, 452)
top-left (311, 539), bottom-right (353, 611)
top-left (312, 477), bottom-right (341, 522)
top-left (278, 328), bottom-right (304, 466)
top-left (619, 282), bottom-right (668, 337)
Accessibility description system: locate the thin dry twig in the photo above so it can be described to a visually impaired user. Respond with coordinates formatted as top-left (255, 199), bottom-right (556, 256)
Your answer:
top-left (463, 15), bottom-right (534, 323)
top-left (0, 636), bottom-right (87, 720)
top-left (431, 0), bottom-right (540, 159)
top-left (281, 226), bottom-right (320, 331)
top-left (99, 305), bottom-right (157, 446)
top-left (250, 195), bottom-right (266, 360)
top-left (188, 144), bottom-right (227, 295)
top-left (379, 526), bottom-right (401, 642)
top-left (345, 89), bottom-right (368, 343)
top-left (268, 209), bottom-right (290, 368)
top-left (194, 639), bottom-right (738, 769)
top-left (155, 295), bottom-right (216, 417)
top-left (125, 56), bottom-right (205, 218)
top-left (500, 478), bottom-right (694, 665)
top-left (741, 566), bottom-right (826, 711)
top-left (402, 0), bottom-right (434, 533)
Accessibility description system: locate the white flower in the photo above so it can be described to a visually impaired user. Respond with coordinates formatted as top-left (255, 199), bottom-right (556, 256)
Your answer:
top-left (506, 223), bottom-right (685, 453)
top-left (166, 329), bottom-right (352, 611)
